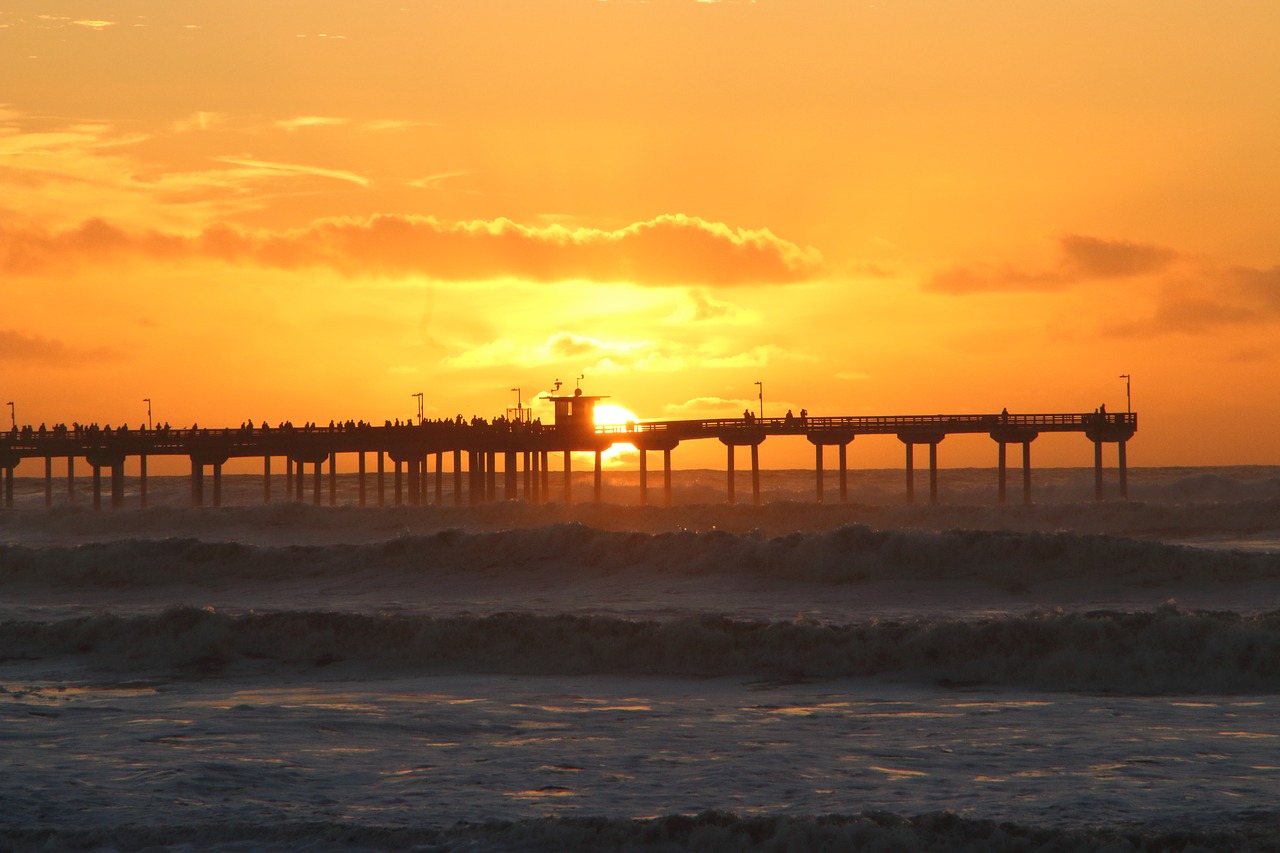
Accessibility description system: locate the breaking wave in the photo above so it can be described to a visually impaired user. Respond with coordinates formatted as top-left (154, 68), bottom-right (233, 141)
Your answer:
top-left (2, 523), bottom-right (1278, 591)
top-left (3, 809), bottom-right (1279, 853)
top-left (6, 603), bottom-right (1280, 694)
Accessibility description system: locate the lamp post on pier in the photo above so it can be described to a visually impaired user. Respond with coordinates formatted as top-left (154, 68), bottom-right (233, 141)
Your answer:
top-left (510, 387), bottom-right (527, 423)
top-left (143, 398), bottom-right (152, 431)
top-left (5, 401), bottom-right (13, 430)
top-left (411, 392), bottom-right (424, 425)
top-left (1119, 374), bottom-right (1131, 413)
top-left (754, 381), bottom-right (763, 420)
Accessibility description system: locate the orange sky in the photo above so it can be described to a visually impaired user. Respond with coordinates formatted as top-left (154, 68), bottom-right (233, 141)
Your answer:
top-left (3, 1), bottom-right (1279, 470)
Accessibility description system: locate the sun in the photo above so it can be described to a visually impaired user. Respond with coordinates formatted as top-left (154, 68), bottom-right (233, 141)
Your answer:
top-left (592, 403), bottom-right (639, 464)
top-left (593, 403), bottom-right (639, 429)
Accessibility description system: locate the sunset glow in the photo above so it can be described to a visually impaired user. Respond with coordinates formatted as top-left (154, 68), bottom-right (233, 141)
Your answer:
top-left (3, 1), bottom-right (1279, 468)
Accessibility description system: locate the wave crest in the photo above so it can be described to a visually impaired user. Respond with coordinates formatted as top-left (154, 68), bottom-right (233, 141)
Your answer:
top-left (7, 604), bottom-right (1280, 693)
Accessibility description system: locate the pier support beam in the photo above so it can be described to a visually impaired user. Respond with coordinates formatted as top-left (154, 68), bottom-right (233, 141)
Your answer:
top-left (838, 443), bottom-right (848, 503)
top-left (357, 452), bottom-right (366, 507)
top-left (505, 451), bottom-right (517, 500)
top-left (377, 452), bottom-right (386, 507)
top-left (1022, 442), bottom-right (1033, 505)
top-left (815, 443), bottom-right (824, 503)
top-left (726, 443), bottom-right (736, 504)
top-left (394, 460), bottom-right (403, 505)
top-left (663, 449), bottom-right (673, 507)
top-left (486, 451), bottom-right (497, 502)
top-left (67, 456), bottom-right (75, 501)
top-left (1118, 440), bottom-right (1129, 500)
top-left (312, 461), bottom-right (322, 506)
top-left (213, 462), bottom-right (223, 507)
top-left (2, 465), bottom-right (13, 509)
top-left (263, 456), bottom-right (271, 504)
top-left (529, 451), bottom-right (540, 503)
top-left (638, 450), bottom-right (648, 506)
top-left (286, 458), bottom-right (294, 501)
top-left (436, 452), bottom-right (445, 505)
top-left (563, 450), bottom-right (572, 503)
top-left (751, 444), bottom-right (761, 505)
top-left (997, 442), bottom-right (1008, 505)
top-left (139, 455), bottom-right (148, 508)
top-left (1094, 441), bottom-right (1104, 501)
top-left (329, 453), bottom-right (338, 506)
top-left (899, 433), bottom-right (944, 505)
top-left (814, 440), bottom-right (824, 502)
top-left (929, 443), bottom-right (939, 504)
top-left (45, 456), bottom-right (53, 507)
top-left (295, 460), bottom-right (304, 502)
top-left (991, 429), bottom-right (1039, 506)
top-left (904, 443), bottom-right (914, 504)
top-left (541, 451), bottom-right (551, 503)
top-left (594, 450), bottom-right (603, 503)
top-left (453, 450), bottom-right (463, 506)
top-left (93, 465), bottom-right (103, 511)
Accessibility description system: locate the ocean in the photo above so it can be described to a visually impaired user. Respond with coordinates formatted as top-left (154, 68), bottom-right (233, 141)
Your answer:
top-left (2, 466), bottom-right (1280, 851)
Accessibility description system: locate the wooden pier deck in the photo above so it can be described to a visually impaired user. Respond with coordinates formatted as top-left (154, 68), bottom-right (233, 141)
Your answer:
top-left (0, 411), bottom-right (1136, 510)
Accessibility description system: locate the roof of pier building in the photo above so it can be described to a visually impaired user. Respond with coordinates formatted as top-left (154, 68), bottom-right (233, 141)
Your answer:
top-left (546, 389), bottom-right (608, 433)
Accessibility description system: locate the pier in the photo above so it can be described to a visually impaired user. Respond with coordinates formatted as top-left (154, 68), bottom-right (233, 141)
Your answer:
top-left (0, 397), bottom-right (1136, 510)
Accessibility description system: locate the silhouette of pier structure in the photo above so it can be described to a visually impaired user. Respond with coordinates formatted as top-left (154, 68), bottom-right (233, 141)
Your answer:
top-left (0, 392), bottom-right (1136, 510)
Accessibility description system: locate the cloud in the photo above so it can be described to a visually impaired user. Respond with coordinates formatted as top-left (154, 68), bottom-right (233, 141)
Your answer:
top-left (925, 233), bottom-right (1178, 294)
top-left (680, 289), bottom-right (758, 325)
top-left (1, 213), bottom-right (824, 286)
top-left (0, 328), bottom-right (117, 364)
top-left (275, 116), bottom-right (350, 132)
top-left (1059, 234), bottom-right (1177, 279)
top-left (1100, 265), bottom-right (1280, 337)
top-left (663, 397), bottom-right (755, 418)
top-left (406, 171), bottom-right (473, 191)
top-left (703, 344), bottom-right (797, 368)
top-left (212, 156), bottom-right (369, 186)
top-left (439, 332), bottom-right (806, 375)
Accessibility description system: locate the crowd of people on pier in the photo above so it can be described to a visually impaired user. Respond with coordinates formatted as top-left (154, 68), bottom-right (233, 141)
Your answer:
top-left (4, 414), bottom-right (550, 443)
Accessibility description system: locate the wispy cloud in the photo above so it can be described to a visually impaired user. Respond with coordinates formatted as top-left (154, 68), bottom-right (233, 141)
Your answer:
top-left (212, 156), bottom-right (369, 186)
top-left (1, 213), bottom-right (823, 286)
top-left (440, 332), bottom-right (803, 375)
top-left (275, 116), bottom-right (350, 132)
top-left (926, 234), bottom-right (1178, 294)
top-left (407, 171), bottom-right (473, 191)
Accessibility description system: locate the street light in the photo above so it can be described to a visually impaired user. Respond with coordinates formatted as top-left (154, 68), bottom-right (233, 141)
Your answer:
top-left (411, 392), bottom-right (424, 425)
top-left (510, 387), bottom-right (525, 423)
top-left (754, 381), bottom-right (763, 419)
top-left (143, 398), bottom-right (152, 431)
top-left (5, 401), bottom-right (13, 430)
top-left (1118, 374), bottom-right (1131, 413)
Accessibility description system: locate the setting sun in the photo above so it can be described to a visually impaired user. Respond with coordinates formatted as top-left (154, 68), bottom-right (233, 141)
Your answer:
top-left (592, 404), bottom-right (639, 429)
top-left (592, 403), bottom-right (638, 464)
